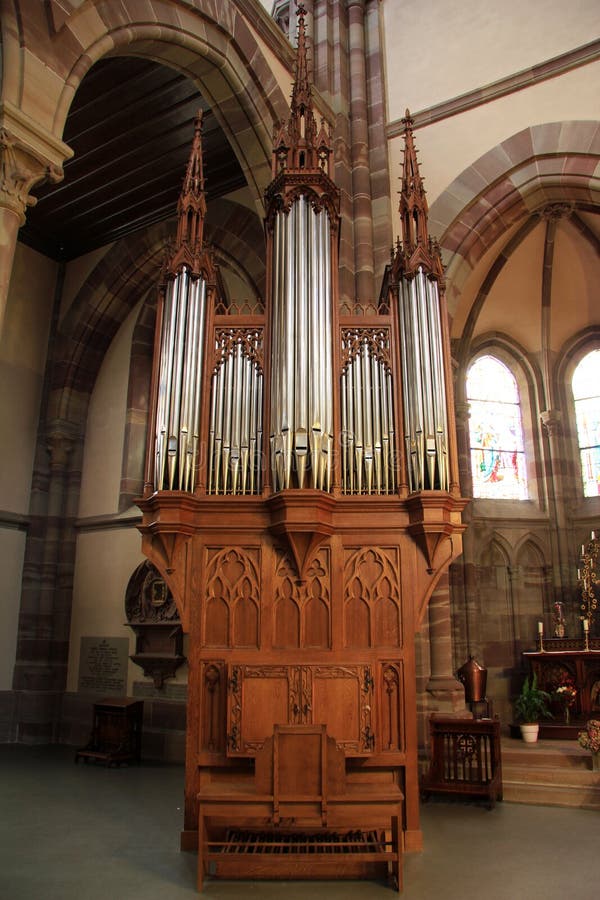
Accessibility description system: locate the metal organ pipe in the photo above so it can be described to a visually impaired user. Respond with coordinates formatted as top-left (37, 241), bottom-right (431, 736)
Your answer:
top-left (270, 195), bottom-right (334, 492)
top-left (154, 268), bottom-right (206, 492)
top-left (340, 330), bottom-right (396, 495)
top-left (399, 267), bottom-right (449, 492)
top-left (207, 329), bottom-right (263, 495)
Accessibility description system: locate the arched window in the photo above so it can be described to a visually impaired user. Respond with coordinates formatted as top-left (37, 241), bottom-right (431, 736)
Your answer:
top-left (466, 355), bottom-right (527, 499)
top-left (572, 349), bottom-right (600, 497)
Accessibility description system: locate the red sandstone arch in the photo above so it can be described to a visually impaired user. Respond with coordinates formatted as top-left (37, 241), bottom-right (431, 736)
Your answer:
top-left (0, 0), bottom-right (291, 212)
top-left (429, 120), bottom-right (600, 313)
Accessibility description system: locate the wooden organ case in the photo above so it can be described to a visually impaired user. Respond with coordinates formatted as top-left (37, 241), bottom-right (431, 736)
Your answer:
top-left (138, 6), bottom-right (466, 891)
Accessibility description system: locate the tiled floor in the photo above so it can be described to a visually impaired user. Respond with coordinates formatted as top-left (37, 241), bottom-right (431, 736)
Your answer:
top-left (0, 743), bottom-right (597, 900)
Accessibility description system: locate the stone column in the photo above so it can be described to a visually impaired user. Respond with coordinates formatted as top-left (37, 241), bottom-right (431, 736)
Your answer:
top-left (426, 572), bottom-right (465, 710)
top-left (347, 0), bottom-right (375, 303)
top-left (0, 106), bottom-right (71, 335)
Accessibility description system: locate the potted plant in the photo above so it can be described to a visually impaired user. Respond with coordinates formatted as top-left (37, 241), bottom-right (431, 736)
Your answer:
top-left (514, 674), bottom-right (552, 743)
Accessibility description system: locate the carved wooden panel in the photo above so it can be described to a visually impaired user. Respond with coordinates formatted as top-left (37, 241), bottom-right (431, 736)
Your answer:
top-left (199, 661), bottom-right (227, 755)
top-left (343, 548), bottom-right (402, 648)
top-left (226, 664), bottom-right (302, 755)
top-left (273, 548), bottom-right (330, 649)
top-left (311, 664), bottom-right (375, 754)
top-left (379, 662), bottom-right (404, 752)
top-left (204, 548), bottom-right (260, 648)
top-left (225, 663), bottom-right (375, 756)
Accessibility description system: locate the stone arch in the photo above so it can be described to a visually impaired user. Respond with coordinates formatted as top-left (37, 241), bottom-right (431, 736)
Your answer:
top-left (429, 120), bottom-right (600, 312)
top-left (2, 1), bottom-right (291, 212)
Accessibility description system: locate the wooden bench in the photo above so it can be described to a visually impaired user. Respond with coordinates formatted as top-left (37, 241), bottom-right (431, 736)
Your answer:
top-left (197, 724), bottom-right (403, 891)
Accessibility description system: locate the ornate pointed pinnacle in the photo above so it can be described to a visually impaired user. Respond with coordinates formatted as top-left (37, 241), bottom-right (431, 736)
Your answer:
top-left (269, 1), bottom-right (333, 179)
top-left (175, 110), bottom-right (207, 254)
top-left (183, 110), bottom-right (205, 196)
top-left (399, 108), bottom-right (429, 248)
top-left (291, 2), bottom-right (311, 114)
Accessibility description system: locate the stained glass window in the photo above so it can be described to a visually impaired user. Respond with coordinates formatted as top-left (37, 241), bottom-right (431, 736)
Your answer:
top-left (466, 356), bottom-right (528, 499)
top-left (572, 349), bottom-right (600, 497)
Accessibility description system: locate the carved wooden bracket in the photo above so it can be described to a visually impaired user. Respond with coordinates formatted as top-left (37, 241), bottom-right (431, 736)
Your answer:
top-left (267, 490), bottom-right (336, 581)
top-left (406, 491), bottom-right (468, 574)
top-left (137, 492), bottom-right (197, 628)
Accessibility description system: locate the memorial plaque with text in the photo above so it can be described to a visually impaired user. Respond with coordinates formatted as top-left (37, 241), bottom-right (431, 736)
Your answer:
top-left (78, 637), bottom-right (129, 695)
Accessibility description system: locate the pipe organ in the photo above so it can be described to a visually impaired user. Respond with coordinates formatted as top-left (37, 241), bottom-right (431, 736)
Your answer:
top-left (139, 7), bottom-right (466, 892)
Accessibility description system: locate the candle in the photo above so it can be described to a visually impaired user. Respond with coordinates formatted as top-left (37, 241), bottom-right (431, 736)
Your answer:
top-left (592, 531), bottom-right (596, 540)
top-left (577, 569), bottom-right (581, 580)
top-left (581, 544), bottom-right (586, 557)
top-left (583, 619), bottom-right (589, 632)
top-left (537, 621), bottom-right (544, 634)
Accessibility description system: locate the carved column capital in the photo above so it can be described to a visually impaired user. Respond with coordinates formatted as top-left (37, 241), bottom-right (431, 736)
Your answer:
top-left (46, 429), bottom-right (76, 471)
top-left (0, 102), bottom-right (72, 222)
top-left (540, 408), bottom-right (562, 437)
top-left (0, 128), bottom-right (63, 223)
top-left (454, 401), bottom-right (471, 424)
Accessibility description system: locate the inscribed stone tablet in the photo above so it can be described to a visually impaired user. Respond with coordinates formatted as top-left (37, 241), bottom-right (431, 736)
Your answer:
top-left (78, 636), bottom-right (129, 695)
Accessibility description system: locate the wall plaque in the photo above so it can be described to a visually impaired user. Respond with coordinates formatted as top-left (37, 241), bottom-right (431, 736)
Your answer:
top-left (78, 637), bottom-right (129, 695)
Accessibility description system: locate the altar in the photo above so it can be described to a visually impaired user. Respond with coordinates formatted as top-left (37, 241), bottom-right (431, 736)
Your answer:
top-left (523, 638), bottom-right (600, 738)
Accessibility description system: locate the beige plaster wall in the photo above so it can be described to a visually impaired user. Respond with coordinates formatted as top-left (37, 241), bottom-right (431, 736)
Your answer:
top-left (387, 60), bottom-right (600, 229)
top-left (77, 301), bottom-right (138, 519)
top-left (0, 242), bottom-right (56, 513)
top-left (0, 531), bottom-right (26, 690)
top-left (383, 0), bottom-right (600, 119)
top-left (60, 246), bottom-right (113, 321)
top-left (66, 527), bottom-right (147, 695)
top-left (0, 241), bottom-right (56, 690)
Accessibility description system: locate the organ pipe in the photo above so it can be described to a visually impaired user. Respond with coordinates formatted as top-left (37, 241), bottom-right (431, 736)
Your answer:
top-left (399, 269), bottom-right (449, 492)
top-left (154, 270), bottom-right (207, 492)
top-left (270, 196), bottom-right (334, 492)
top-left (149, 111), bottom-right (217, 496)
top-left (392, 111), bottom-right (451, 494)
top-left (341, 330), bottom-right (396, 495)
top-left (208, 329), bottom-right (263, 495)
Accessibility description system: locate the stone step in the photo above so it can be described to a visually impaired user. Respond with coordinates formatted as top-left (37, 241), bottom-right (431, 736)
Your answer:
top-left (500, 737), bottom-right (600, 809)
top-left (501, 737), bottom-right (590, 768)
top-left (503, 779), bottom-right (600, 809)
top-left (504, 763), bottom-right (597, 787)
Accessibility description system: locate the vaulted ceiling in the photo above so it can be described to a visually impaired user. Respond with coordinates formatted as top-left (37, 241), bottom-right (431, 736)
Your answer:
top-left (20, 57), bottom-right (246, 262)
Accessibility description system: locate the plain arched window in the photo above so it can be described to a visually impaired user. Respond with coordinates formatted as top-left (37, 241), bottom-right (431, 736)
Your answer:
top-left (466, 355), bottom-right (528, 499)
top-left (572, 349), bottom-right (600, 497)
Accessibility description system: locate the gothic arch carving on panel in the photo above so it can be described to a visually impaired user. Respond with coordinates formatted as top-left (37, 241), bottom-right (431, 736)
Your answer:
top-left (381, 662), bottom-right (404, 752)
top-left (205, 547), bottom-right (260, 648)
top-left (343, 548), bottom-right (401, 649)
top-left (273, 547), bottom-right (331, 649)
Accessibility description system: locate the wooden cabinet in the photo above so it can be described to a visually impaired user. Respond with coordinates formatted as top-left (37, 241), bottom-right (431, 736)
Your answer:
top-left (421, 716), bottom-right (503, 808)
top-left (75, 698), bottom-right (143, 766)
top-left (226, 663), bottom-right (375, 756)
